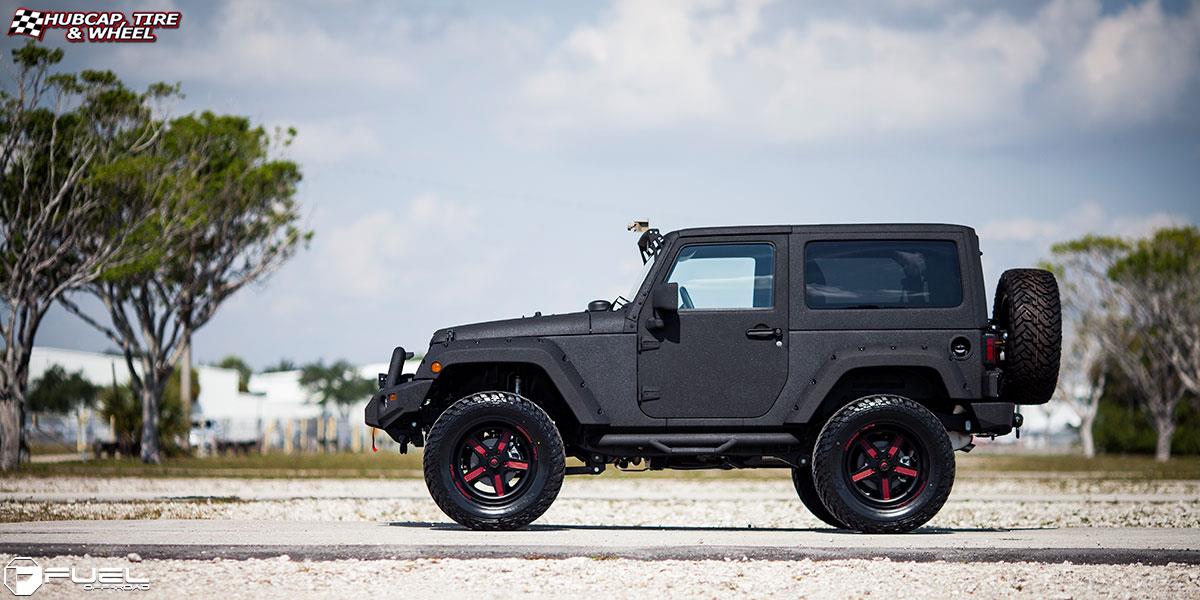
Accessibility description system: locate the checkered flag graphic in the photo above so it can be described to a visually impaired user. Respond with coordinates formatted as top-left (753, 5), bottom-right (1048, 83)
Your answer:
top-left (8, 8), bottom-right (45, 40)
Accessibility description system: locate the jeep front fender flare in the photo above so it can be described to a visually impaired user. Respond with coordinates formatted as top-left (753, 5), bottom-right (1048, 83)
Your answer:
top-left (420, 338), bottom-right (610, 426)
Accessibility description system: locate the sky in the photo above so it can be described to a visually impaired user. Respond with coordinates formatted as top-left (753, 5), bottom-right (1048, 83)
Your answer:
top-left (4, 0), bottom-right (1199, 369)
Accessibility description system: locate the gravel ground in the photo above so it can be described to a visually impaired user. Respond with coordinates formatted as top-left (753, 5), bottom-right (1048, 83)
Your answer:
top-left (5, 475), bottom-right (1198, 598)
top-left (3, 476), bottom-right (1198, 529)
top-left (11, 554), bottom-right (1200, 599)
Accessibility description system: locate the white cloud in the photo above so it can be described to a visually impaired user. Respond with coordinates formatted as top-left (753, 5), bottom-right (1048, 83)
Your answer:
top-left (513, 0), bottom-right (768, 137)
top-left (282, 115), bottom-right (385, 165)
top-left (102, 0), bottom-right (1200, 147)
top-left (507, 0), bottom-right (1200, 145)
top-left (1063, 0), bottom-right (1200, 124)
top-left (319, 194), bottom-right (492, 298)
top-left (752, 14), bottom-right (1047, 142)
top-left (114, 0), bottom-right (414, 90)
top-left (979, 201), bottom-right (1187, 243)
top-left (978, 217), bottom-right (1063, 242)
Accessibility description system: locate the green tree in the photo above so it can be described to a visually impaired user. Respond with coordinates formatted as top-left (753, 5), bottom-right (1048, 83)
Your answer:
top-left (217, 355), bottom-right (252, 392)
top-left (1051, 227), bottom-right (1200, 461)
top-left (299, 359), bottom-right (375, 448)
top-left (97, 367), bottom-right (195, 456)
top-left (262, 359), bottom-right (297, 373)
top-left (28, 366), bottom-right (98, 415)
top-left (97, 384), bottom-right (140, 452)
top-left (0, 43), bottom-right (177, 470)
top-left (63, 112), bottom-right (310, 464)
top-left (1094, 358), bottom-right (1200, 455)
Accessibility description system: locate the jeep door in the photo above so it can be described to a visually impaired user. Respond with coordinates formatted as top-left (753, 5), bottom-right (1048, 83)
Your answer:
top-left (637, 234), bottom-right (789, 419)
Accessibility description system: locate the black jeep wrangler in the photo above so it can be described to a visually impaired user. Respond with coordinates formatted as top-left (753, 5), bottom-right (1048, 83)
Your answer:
top-left (365, 223), bottom-right (1060, 533)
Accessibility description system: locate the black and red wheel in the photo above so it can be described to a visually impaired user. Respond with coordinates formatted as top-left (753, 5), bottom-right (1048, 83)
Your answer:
top-left (812, 395), bottom-right (954, 533)
top-left (424, 392), bottom-right (565, 530)
top-left (452, 422), bottom-right (538, 503)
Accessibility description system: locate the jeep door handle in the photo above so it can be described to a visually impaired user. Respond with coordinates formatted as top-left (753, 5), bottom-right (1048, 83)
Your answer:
top-left (746, 327), bottom-right (781, 340)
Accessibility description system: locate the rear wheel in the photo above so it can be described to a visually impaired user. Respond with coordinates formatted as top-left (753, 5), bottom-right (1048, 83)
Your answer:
top-left (423, 392), bottom-right (565, 530)
top-left (813, 395), bottom-right (954, 533)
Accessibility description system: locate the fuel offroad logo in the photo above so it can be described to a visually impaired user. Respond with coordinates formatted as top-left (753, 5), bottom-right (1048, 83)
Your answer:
top-left (7, 7), bottom-right (181, 43)
top-left (3, 556), bottom-right (150, 596)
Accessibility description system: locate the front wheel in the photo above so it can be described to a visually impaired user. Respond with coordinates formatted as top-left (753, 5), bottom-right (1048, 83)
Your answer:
top-left (812, 395), bottom-right (954, 533)
top-left (792, 464), bottom-right (846, 529)
top-left (423, 392), bottom-right (565, 530)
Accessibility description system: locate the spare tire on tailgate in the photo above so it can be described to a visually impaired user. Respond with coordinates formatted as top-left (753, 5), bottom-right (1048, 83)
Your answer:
top-left (992, 269), bottom-right (1061, 405)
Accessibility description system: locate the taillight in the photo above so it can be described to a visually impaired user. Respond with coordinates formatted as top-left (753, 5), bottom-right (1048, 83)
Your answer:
top-left (984, 334), bottom-right (1000, 365)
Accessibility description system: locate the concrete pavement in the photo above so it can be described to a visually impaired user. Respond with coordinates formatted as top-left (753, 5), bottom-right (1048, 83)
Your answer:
top-left (1, 520), bottom-right (1197, 564)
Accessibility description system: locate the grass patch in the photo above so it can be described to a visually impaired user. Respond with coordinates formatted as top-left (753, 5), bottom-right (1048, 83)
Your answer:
top-left (8, 448), bottom-right (1199, 480)
top-left (13, 452), bottom-right (425, 479)
top-left (957, 452), bottom-right (1200, 479)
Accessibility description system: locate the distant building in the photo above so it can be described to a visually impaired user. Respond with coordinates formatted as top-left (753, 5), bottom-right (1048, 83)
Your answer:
top-left (27, 347), bottom-right (420, 447)
top-left (28, 347), bottom-right (244, 444)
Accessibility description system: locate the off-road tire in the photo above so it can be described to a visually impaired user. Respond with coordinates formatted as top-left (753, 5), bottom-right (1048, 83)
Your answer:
top-left (993, 269), bottom-right (1062, 405)
top-left (423, 391), bottom-right (565, 530)
top-left (813, 395), bottom-right (955, 534)
top-left (792, 464), bottom-right (846, 529)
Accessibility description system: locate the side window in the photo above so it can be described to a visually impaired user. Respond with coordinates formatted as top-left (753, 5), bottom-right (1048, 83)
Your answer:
top-left (666, 243), bottom-right (774, 309)
top-left (805, 240), bottom-right (962, 309)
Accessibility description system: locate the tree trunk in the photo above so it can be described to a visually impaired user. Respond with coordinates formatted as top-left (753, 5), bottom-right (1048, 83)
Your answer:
top-left (139, 381), bottom-right (163, 464)
top-left (1153, 417), bottom-right (1174, 463)
top-left (180, 341), bottom-right (192, 452)
top-left (1079, 411), bottom-right (1097, 459)
top-left (0, 397), bottom-right (21, 471)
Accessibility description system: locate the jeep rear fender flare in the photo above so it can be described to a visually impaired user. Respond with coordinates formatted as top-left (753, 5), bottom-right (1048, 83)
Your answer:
top-left (787, 351), bottom-right (969, 424)
top-left (422, 339), bottom-right (609, 425)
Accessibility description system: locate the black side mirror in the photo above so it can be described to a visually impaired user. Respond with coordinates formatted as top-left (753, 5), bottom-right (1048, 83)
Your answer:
top-left (647, 283), bottom-right (678, 329)
top-left (652, 282), bottom-right (679, 312)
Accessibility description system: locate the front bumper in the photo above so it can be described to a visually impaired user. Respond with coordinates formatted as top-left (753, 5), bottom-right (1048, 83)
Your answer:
top-left (364, 378), bottom-right (433, 430)
top-left (364, 346), bottom-right (433, 449)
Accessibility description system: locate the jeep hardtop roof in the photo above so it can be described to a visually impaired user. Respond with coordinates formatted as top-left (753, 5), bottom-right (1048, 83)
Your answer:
top-left (672, 223), bottom-right (977, 237)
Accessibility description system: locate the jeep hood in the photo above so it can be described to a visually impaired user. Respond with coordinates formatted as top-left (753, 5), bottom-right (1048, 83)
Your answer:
top-left (432, 312), bottom-right (594, 343)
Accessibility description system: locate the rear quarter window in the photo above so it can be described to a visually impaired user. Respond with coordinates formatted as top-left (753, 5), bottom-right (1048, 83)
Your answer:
top-left (805, 240), bottom-right (962, 309)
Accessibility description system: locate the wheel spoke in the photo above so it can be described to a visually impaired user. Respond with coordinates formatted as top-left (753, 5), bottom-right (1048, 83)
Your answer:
top-left (468, 438), bottom-right (487, 456)
top-left (497, 431), bottom-right (511, 452)
top-left (880, 475), bottom-right (891, 500)
top-left (851, 467), bottom-right (876, 482)
top-left (887, 434), bottom-right (904, 458)
top-left (493, 474), bottom-right (505, 496)
top-left (858, 438), bottom-right (878, 458)
top-left (893, 466), bottom-right (918, 478)
top-left (463, 466), bottom-right (487, 482)
top-left (504, 460), bottom-right (528, 471)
